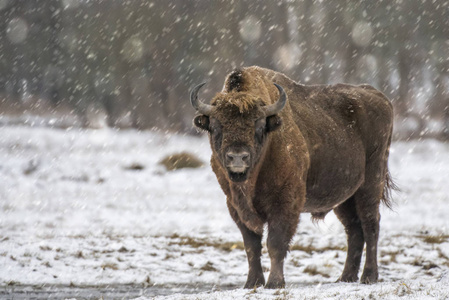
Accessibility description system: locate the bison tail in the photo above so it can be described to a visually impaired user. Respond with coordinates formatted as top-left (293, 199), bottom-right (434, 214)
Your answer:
top-left (381, 170), bottom-right (398, 210)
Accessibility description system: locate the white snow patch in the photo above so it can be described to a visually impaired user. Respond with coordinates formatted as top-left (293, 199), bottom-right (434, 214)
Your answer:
top-left (0, 126), bottom-right (448, 299)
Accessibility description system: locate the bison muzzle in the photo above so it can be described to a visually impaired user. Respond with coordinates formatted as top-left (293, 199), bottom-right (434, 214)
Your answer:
top-left (190, 66), bottom-right (395, 289)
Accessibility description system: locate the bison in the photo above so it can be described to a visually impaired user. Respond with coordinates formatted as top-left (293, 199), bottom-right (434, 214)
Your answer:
top-left (190, 66), bottom-right (394, 289)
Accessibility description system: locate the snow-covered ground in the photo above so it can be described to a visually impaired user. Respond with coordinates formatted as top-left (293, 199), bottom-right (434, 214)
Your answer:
top-left (0, 126), bottom-right (448, 299)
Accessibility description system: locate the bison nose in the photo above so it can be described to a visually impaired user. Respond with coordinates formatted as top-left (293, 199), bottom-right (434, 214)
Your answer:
top-left (226, 151), bottom-right (250, 173)
top-left (226, 151), bottom-right (250, 163)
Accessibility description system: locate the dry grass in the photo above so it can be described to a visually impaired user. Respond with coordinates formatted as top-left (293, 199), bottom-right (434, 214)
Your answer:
top-left (167, 234), bottom-right (244, 252)
top-left (123, 163), bottom-right (145, 171)
top-left (380, 249), bottom-right (403, 264)
top-left (437, 248), bottom-right (449, 267)
top-left (39, 245), bottom-right (52, 251)
top-left (290, 243), bottom-right (346, 254)
top-left (419, 234), bottom-right (449, 244)
top-left (394, 282), bottom-right (413, 297)
top-left (200, 261), bottom-right (218, 272)
top-left (303, 265), bottom-right (330, 278)
top-left (411, 257), bottom-right (439, 270)
top-left (101, 262), bottom-right (119, 270)
top-left (274, 289), bottom-right (292, 300)
top-left (159, 152), bottom-right (204, 171)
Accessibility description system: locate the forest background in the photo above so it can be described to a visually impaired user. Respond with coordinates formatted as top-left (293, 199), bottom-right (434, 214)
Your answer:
top-left (1, 0), bottom-right (448, 139)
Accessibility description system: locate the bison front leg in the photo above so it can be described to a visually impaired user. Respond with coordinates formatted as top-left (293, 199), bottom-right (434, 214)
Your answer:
top-left (239, 224), bottom-right (265, 288)
top-left (227, 202), bottom-right (265, 288)
top-left (265, 214), bottom-right (299, 289)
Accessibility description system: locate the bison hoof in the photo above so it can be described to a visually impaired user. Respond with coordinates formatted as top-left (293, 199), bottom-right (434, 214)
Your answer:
top-left (264, 279), bottom-right (285, 289)
top-left (360, 269), bottom-right (378, 284)
top-left (337, 274), bottom-right (358, 283)
top-left (244, 277), bottom-right (265, 289)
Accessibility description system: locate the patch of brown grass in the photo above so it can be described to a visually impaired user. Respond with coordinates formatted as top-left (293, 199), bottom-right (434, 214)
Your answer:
top-left (123, 163), bottom-right (145, 171)
top-left (303, 265), bottom-right (330, 278)
top-left (290, 243), bottom-right (346, 254)
top-left (167, 234), bottom-right (244, 252)
top-left (200, 261), bottom-right (218, 272)
top-left (274, 289), bottom-right (292, 300)
top-left (419, 235), bottom-right (449, 244)
top-left (101, 262), bottom-right (119, 270)
top-left (39, 245), bottom-right (52, 251)
top-left (380, 250), bottom-right (403, 264)
top-left (437, 247), bottom-right (449, 267)
top-left (159, 152), bottom-right (204, 171)
top-left (394, 282), bottom-right (413, 297)
top-left (411, 257), bottom-right (439, 270)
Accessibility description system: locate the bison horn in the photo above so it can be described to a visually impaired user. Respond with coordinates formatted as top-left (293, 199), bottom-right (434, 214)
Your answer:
top-left (263, 83), bottom-right (287, 116)
top-left (190, 82), bottom-right (214, 115)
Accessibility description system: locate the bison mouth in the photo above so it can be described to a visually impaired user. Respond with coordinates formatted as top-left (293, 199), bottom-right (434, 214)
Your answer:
top-left (228, 171), bottom-right (248, 183)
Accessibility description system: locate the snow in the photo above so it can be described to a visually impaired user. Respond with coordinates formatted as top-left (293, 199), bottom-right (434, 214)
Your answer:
top-left (6, 17), bottom-right (29, 44)
top-left (239, 15), bottom-right (262, 42)
top-left (0, 126), bottom-right (448, 299)
top-left (351, 21), bottom-right (373, 48)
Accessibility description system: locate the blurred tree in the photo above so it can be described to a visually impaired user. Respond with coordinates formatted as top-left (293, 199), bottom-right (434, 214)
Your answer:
top-left (1, 0), bottom-right (448, 138)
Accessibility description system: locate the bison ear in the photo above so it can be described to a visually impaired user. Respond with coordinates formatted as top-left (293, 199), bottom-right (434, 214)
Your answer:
top-left (193, 115), bottom-right (210, 132)
top-left (266, 115), bottom-right (282, 133)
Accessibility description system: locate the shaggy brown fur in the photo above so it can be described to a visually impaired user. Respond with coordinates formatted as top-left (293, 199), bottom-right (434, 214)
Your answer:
top-left (213, 92), bottom-right (265, 114)
top-left (191, 66), bottom-right (395, 289)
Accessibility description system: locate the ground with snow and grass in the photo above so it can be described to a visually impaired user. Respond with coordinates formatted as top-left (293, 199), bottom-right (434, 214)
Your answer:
top-left (0, 126), bottom-right (448, 299)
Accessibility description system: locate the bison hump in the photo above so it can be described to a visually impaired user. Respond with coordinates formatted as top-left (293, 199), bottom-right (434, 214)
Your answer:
top-left (225, 69), bottom-right (244, 92)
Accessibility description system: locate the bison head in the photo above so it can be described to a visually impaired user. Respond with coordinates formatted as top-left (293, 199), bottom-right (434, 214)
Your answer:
top-left (190, 82), bottom-right (286, 183)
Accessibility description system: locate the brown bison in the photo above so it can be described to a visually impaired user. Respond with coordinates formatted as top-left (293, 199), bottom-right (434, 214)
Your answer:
top-left (190, 66), bottom-right (394, 289)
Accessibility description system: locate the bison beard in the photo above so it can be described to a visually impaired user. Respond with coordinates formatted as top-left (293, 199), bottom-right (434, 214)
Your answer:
top-left (190, 66), bottom-right (395, 289)
top-left (228, 171), bottom-right (248, 182)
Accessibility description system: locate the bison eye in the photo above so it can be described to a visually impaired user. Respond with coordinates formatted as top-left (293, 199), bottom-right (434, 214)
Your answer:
top-left (266, 115), bottom-right (282, 133)
top-left (254, 115), bottom-right (283, 143)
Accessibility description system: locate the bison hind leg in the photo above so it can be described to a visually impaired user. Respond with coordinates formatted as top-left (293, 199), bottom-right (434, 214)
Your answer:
top-left (334, 196), bottom-right (364, 283)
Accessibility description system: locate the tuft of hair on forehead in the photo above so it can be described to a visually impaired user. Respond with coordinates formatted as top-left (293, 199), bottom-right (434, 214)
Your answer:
top-left (217, 67), bottom-right (271, 113)
top-left (214, 92), bottom-right (264, 114)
